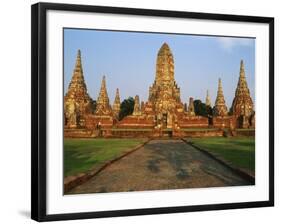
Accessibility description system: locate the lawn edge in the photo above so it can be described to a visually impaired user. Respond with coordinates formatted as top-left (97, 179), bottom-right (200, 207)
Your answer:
top-left (181, 138), bottom-right (255, 185)
top-left (64, 139), bottom-right (150, 193)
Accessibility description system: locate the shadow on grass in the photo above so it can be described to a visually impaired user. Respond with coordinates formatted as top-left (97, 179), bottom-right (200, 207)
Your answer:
top-left (64, 149), bottom-right (99, 177)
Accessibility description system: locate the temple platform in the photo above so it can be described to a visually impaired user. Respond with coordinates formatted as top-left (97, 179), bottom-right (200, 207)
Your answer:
top-left (64, 127), bottom-right (226, 138)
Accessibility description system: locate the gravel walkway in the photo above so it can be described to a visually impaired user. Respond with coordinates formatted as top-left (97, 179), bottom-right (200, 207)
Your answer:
top-left (69, 139), bottom-right (251, 194)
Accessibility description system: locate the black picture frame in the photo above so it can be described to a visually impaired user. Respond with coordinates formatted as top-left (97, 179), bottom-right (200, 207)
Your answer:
top-left (31, 2), bottom-right (274, 222)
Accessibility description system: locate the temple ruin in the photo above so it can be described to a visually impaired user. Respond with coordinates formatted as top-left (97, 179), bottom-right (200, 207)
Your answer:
top-left (64, 44), bottom-right (255, 137)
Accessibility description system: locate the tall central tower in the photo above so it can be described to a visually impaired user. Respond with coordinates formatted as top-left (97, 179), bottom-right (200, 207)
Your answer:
top-left (148, 43), bottom-right (181, 112)
top-left (147, 43), bottom-right (183, 128)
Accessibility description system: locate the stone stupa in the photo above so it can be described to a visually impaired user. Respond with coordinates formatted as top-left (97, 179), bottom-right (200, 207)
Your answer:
top-left (213, 78), bottom-right (228, 116)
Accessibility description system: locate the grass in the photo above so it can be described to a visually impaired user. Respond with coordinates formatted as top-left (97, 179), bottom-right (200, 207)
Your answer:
top-left (191, 137), bottom-right (255, 172)
top-left (64, 138), bottom-right (147, 177)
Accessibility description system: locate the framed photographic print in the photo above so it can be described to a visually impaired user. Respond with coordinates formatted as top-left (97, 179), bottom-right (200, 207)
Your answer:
top-left (31, 2), bottom-right (274, 222)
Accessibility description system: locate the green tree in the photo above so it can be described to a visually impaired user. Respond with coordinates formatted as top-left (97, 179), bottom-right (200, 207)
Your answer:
top-left (119, 97), bottom-right (135, 120)
top-left (193, 99), bottom-right (213, 117)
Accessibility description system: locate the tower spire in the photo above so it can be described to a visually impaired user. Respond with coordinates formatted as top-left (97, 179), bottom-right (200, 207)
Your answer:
top-left (133, 95), bottom-right (142, 116)
top-left (75, 49), bottom-right (82, 73)
top-left (65, 49), bottom-right (91, 102)
top-left (156, 42), bottom-right (175, 84)
top-left (240, 60), bottom-right (245, 77)
top-left (95, 75), bottom-right (112, 115)
top-left (231, 60), bottom-right (254, 117)
top-left (102, 75), bottom-right (106, 88)
top-left (218, 78), bottom-right (222, 91)
top-left (206, 90), bottom-right (211, 107)
top-left (64, 49), bottom-right (94, 127)
top-left (114, 88), bottom-right (120, 105)
top-left (214, 78), bottom-right (228, 116)
top-left (236, 59), bottom-right (249, 94)
top-left (187, 97), bottom-right (195, 116)
top-left (112, 88), bottom-right (121, 119)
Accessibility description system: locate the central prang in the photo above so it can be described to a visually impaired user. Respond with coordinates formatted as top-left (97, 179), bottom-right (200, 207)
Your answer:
top-left (148, 43), bottom-right (184, 128)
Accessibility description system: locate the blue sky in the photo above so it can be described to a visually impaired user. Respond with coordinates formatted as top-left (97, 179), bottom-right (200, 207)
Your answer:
top-left (64, 28), bottom-right (255, 108)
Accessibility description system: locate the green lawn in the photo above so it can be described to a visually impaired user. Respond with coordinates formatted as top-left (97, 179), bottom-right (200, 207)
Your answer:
top-left (191, 137), bottom-right (255, 172)
top-left (64, 138), bottom-right (146, 177)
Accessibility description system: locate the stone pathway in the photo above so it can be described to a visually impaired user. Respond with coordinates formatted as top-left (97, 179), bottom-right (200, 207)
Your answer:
top-left (69, 139), bottom-right (251, 194)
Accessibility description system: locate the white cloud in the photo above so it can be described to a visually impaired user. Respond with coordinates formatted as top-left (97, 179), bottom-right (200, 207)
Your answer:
top-left (217, 37), bottom-right (254, 52)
